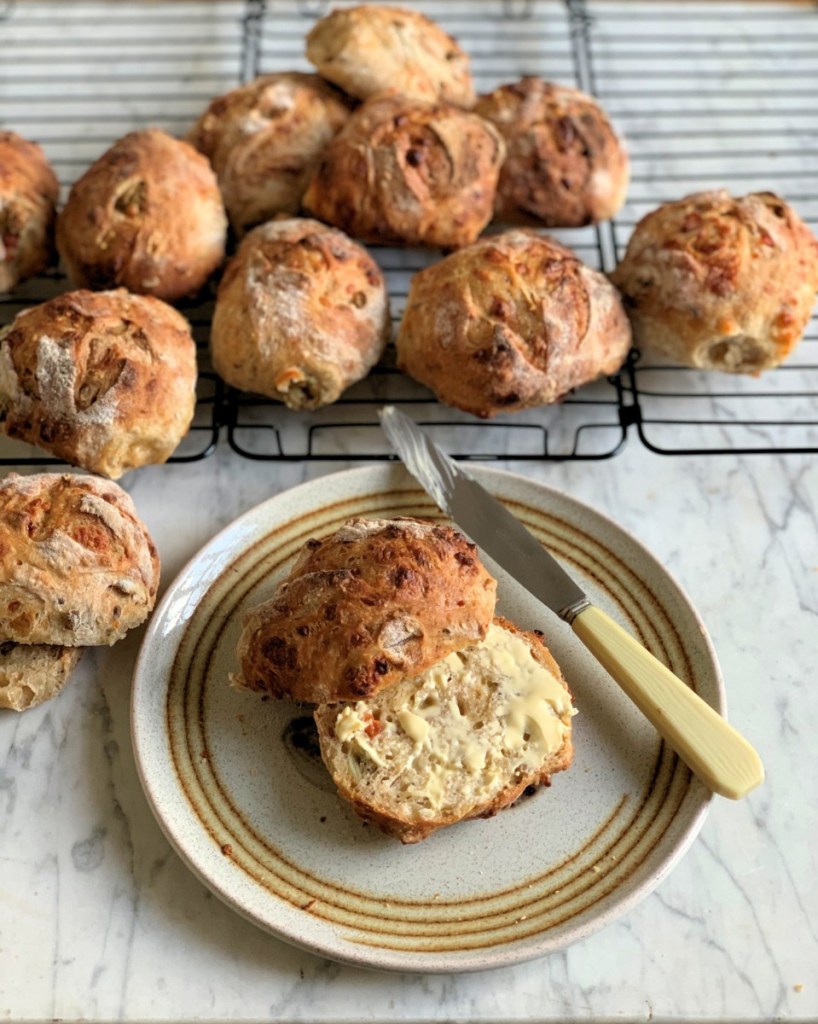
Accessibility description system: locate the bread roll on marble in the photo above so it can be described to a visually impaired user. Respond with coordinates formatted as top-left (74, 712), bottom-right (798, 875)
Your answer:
top-left (234, 517), bottom-right (497, 704)
top-left (302, 95), bottom-right (505, 249)
top-left (474, 78), bottom-right (629, 227)
top-left (0, 641), bottom-right (83, 711)
top-left (0, 131), bottom-right (60, 293)
top-left (56, 129), bottom-right (227, 301)
top-left (210, 218), bottom-right (390, 409)
top-left (189, 73), bottom-right (351, 234)
top-left (610, 190), bottom-right (818, 373)
top-left (396, 230), bottom-right (632, 417)
top-left (0, 473), bottom-right (160, 647)
top-left (0, 289), bottom-right (197, 478)
top-left (306, 4), bottom-right (474, 107)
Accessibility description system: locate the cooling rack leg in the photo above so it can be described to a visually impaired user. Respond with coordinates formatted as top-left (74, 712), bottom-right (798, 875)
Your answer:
top-left (241, 0), bottom-right (266, 84)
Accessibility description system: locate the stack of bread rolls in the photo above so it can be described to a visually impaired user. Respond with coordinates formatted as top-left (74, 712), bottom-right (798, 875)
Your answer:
top-left (188, 4), bottom-right (637, 412)
top-left (234, 516), bottom-right (576, 843)
top-left (0, 473), bottom-right (160, 710)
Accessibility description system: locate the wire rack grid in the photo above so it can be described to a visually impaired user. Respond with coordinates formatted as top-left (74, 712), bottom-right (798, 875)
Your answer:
top-left (0, 0), bottom-right (816, 466)
top-left (587, 0), bottom-right (818, 455)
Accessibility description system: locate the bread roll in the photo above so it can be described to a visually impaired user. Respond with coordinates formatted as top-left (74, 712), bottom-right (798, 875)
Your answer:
top-left (0, 289), bottom-right (197, 478)
top-left (306, 5), bottom-right (474, 107)
top-left (235, 517), bottom-right (497, 704)
top-left (189, 73), bottom-right (351, 235)
top-left (0, 641), bottom-right (83, 711)
top-left (302, 95), bottom-right (505, 249)
top-left (610, 190), bottom-right (818, 373)
top-left (0, 131), bottom-right (60, 293)
top-left (314, 618), bottom-right (575, 843)
top-left (211, 218), bottom-right (390, 409)
top-left (474, 78), bottom-right (629, 227)
top-left (0, 473), bottom-right (160, 646)
top-left (396, 229), bottom-right (632, 417)
top-left (56, 129), bottom-right (226, 301)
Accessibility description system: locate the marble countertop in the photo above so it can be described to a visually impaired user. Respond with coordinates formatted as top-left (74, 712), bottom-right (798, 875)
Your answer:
top-left (1, 0), bottom-right (817, 1019)
top-left (1, 446), bottom-right (816, 1022)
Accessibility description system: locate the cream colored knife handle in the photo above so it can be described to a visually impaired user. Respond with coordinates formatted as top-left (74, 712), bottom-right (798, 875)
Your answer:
top-left (571, 604), bottom-right (764, 799)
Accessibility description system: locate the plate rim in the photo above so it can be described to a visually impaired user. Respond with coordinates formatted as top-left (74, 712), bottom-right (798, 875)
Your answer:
top-left (131, 463), bottom-right (722, 972)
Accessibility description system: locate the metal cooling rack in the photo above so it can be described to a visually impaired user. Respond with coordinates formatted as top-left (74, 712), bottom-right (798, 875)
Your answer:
top-left (0, 0), bottom-right (816, 466)
top-left (588, 0), bottom-right (818, 455)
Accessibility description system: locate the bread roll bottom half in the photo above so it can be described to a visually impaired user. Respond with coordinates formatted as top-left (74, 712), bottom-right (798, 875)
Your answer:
top-left (314, 618), bottom-right (576, 843)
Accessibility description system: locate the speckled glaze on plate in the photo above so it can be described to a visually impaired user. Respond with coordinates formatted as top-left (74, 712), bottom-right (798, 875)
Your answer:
top-left (131, 464), bottom-right (723, 973)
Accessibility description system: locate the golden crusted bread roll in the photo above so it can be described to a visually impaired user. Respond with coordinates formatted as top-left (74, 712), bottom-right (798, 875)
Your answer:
top-left (0, 473), bottom-right (160, 646)
top-left (0, 641), bottom-right (83, 711)
top-left (314, 618), bottom-right (575, 843)
top-left (306, 5), bottom-right (474, 107)
top-left (396, 229), bottom-right (632, 417)
top-left (0, 131), bottom-right (60, 293)
top-left (56, 129), bottom-right (227, 301)
top-left (211, 218), bottom-right (390, 409)
top-left (0, 289), bottom-right (197, 478)
top-left (474, 78), bottom-right (629, 227)
top-left (610, 190), bottom-right (818, 374)
top-left (302, 95), bottom-right (505, 249)
top-left (235, 517), bottom-right (497, 704)
top-left (189, 73), bottom-right (351, 235)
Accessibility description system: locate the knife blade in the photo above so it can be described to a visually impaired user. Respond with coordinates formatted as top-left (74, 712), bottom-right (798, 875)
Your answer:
top-left (379, 405), bottom-right (764, 800)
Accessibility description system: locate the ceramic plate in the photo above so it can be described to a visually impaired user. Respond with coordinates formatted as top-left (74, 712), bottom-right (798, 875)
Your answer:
top-left (131, 464), bottom-right (723, 973)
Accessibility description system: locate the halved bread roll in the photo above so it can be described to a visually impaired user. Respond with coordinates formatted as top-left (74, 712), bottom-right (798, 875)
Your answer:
top-left (234, 517), bottom-right (497, 703)
top-left (314, 618), bottom-right (575, 843)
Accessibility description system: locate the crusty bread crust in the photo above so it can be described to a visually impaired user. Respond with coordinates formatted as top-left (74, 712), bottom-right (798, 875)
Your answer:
top-left (0, 131), bottom-right (59, 293)
top-left (56, 129), bottom-right (227, 301)
top-left (610, 190), bottom-right (818, 374)
top-left (235, 517), bottom-right (497, 703)
top-left (396, 229), bottom-right (632, 417)
top-left (302, 94), bottom-right (505, 249)
top-left (475, 78), bottom-right (629, 228)
top-left (189, 73), bottom-right (351, 235)
top-left (306, 5), bottom-right (475, 107)
top-left (0, 473), bottom-right (160, 646)
top-left (0, 641), bottom-right (83, 711)
top-left (314, 617), bottom-right (575, 843)
top-left (0, 289), bottom-right (197, 478)
top-left (211, 218), bottom-right (390, 409)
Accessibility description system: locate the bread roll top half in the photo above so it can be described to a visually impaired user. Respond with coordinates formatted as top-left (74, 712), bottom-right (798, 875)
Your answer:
top-left (235, 516), bottom-right (497, 703)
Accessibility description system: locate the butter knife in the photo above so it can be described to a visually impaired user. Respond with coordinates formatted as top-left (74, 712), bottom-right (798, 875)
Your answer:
top-left (379, 405), bottom-right (764, 800)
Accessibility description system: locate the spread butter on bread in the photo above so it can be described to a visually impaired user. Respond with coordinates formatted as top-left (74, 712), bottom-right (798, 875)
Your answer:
top-left (314, 617), bottom-right (576, 843)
